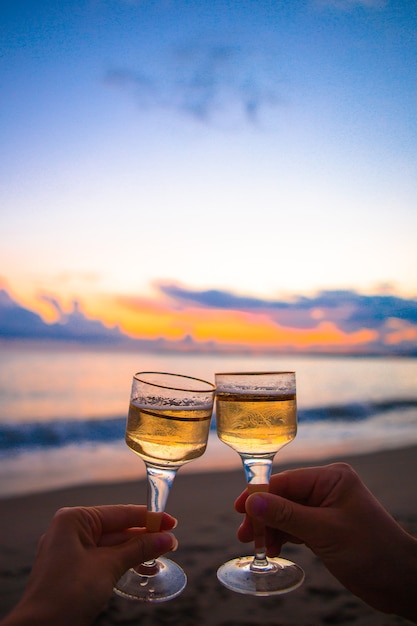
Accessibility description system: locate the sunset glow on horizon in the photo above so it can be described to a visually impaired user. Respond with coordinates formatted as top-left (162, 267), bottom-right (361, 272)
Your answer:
top-left (1, 280), bottom-right (414, 355)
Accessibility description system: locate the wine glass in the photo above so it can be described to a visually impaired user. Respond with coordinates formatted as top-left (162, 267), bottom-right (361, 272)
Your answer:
top-left (114, 371), bottom-right (215, 602)
top-left (215, 371), bottom-right (305, 596)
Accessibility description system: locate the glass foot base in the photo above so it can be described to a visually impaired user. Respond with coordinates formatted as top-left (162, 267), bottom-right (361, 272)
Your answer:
top-left (113, 557), bottom-right (187, 602)
top-left (217, 556), bottom-right (305, 596)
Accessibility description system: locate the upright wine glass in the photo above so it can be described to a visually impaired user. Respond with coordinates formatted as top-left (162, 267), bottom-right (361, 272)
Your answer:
top-left (114, 371), bottom-right (215, 602)
top-left (215, 371), bottom-right (305, 596)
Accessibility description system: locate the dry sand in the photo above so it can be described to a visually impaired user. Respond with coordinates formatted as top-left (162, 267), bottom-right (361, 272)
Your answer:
top-left (1, 446), bottom-right (416, 625)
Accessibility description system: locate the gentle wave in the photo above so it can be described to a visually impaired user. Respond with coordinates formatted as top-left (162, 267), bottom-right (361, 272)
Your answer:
top-left (2, 398), bottom-right (417, 455)
top-left (298, 398), bottom-right (417, 422)
top-left (0, 417), bottom-right (126, 453)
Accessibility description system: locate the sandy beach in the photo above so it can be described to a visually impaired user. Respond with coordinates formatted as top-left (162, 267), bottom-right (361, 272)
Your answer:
top-left (1, 446), bottom-right (416, 625)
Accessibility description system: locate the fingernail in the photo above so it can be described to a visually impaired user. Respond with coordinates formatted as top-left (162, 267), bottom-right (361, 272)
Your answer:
top-left (155, 533), bottom-right (177, 553)
top-left (247, 494), bottom-right (267, 518)
top-left (172, 517), bottom-right (178, 529)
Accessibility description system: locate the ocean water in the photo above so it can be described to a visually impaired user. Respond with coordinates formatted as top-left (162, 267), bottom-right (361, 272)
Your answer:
top-left (1, 345), bottom-right (417, 497)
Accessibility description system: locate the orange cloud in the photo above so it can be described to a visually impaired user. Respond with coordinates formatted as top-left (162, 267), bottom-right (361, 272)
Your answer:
top-left (87, 296), bottom-right (378, 350)
top-left (384, 320), bottom-right (417, 345)
top-left (86, 295), bottom-right (187, 340)
top-left (184, 311), bottom-right (377, 348)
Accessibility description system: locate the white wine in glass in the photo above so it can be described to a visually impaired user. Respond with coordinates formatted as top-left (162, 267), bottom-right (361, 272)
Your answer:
top-left (215, 371), bottom-right (305, 596)
top-left (114, 371), bottom-right (215, 602)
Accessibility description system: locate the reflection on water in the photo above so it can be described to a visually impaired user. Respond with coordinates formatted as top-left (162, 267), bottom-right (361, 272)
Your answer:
top-left (1, 347), bottom-right (416, 421)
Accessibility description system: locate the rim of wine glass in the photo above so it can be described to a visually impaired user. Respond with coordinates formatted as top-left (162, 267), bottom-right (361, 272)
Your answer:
top-left (133, 371), bottom-right (216, 393)
top-left (215, 371), bottom-right (295, 376)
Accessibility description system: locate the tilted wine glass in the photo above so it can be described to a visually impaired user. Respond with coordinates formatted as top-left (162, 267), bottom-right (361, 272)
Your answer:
top-left (215, 371), bottom-right (304, 596)
top-left (114, 371), bottom-right (215, 602)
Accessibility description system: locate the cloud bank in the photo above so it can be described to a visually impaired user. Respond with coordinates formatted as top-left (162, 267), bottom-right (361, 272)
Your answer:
top-left (158, 283), bottom-right (417, 334)
top-left (0, 290), bottom-right (126, 345)
top-left (2, 284), bottom-right (417, 355)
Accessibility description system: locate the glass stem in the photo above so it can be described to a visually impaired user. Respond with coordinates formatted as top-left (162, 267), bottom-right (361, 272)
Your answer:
top-left (241, 455), bottom-right (273, 571)
top-left (142, 464), bottom-right (178, 569)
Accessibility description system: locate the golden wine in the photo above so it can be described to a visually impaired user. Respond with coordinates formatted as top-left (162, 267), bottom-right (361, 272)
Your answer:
top-left (126, 401), bottom-right (212, 466)
top-left (216, 392), bottom-right (297, 455)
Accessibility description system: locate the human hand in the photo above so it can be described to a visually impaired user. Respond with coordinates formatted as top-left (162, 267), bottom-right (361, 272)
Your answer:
top-left (1, 505), bottom-right (178, 626)
top-left (235, 463), bottom-right (417, 622)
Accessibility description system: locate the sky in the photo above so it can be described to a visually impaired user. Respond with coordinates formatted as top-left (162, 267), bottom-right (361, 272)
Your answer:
top-left (1, 0), bottom-right (417, 353)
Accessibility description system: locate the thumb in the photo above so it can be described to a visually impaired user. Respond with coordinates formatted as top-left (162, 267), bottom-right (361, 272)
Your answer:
top-left (246, 493), bottom-right (327, 545)
top-left (113, 532), bottom-right (178, 576)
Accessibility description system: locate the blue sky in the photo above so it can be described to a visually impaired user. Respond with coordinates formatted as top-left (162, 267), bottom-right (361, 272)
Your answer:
top-left (1, 0), bottom-right (417, 351)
